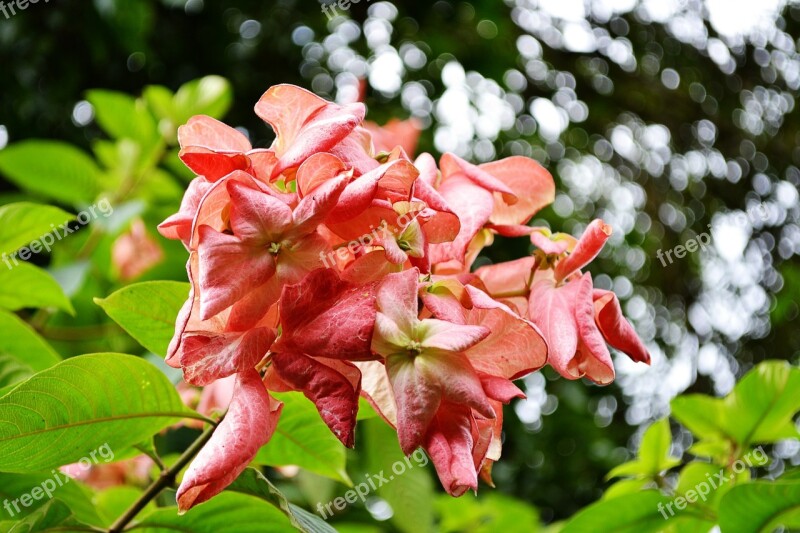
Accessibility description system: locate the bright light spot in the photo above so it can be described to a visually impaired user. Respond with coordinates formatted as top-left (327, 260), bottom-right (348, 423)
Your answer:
top-left (706, 0), bottom-right (785, 37)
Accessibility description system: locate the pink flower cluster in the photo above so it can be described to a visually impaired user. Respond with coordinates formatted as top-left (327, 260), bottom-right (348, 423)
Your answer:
top-left (159, 84), bottom-right (650, 510)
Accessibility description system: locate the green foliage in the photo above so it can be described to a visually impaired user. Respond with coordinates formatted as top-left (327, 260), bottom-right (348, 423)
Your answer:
top-left (0, 142), bottom-right (105, 205)
top-left (226, 468), bottom-right (337, 533)
top-left (363, 418), bottom-right (436, 533)
top-left (671, 361), bottom-right (800, 456)
top-left (95, 281), bottom-right (190, 357)
top-left (565, 360), bottom-right (800, 532)
top-left (134, 492), bottom-right (295, 532)
top-left (0, 202), bottom-right (74, 256)
top-left (0, 262), bottom-right (74, 314)
top-left (255, 392), bottom-right (351, 485)
top-left (0, 353), bottom-right (200, 472)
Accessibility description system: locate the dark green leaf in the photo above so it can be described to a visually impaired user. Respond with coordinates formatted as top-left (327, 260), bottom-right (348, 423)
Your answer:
top-left (0, 353), bottom-right (201, 472)
top-left (0, 141), bottom-right (104, 204)
top-left (227, 467), bottom-right (337, 533)
top-left (95, 281), bottom-right (190, 357)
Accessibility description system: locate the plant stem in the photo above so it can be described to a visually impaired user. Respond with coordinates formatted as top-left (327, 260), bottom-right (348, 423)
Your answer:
top-left (107, 421), bottom-right (219, 533)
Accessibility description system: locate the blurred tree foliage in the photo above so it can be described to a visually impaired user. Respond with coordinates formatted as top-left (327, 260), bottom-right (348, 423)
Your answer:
top-left (1, 0), bottom-right (799, 524)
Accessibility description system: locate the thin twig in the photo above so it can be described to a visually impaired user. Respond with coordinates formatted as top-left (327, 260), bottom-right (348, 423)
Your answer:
top-left (107, 420), bottom-right (219, 533)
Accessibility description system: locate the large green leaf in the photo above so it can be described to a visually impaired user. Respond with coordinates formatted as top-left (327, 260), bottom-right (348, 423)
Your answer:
top-left (0, 353), bottom-right (202, 473)
top-left (364, 418), bottom-right (435, 533)
top-left (5, 499), bottom-right (91, 533)
top-left (86, 90), bottom-right (160, 149)
top-left (436, 492), bottom-right (540, 532)
top-left (671, 361), bottom-right (800, 449)
top-left (607, 418), bottom-right (680, 480)
top-left (227, 468), bottom-right (337, 533)
top-left (173, 76), bottom-right (233, 122)
top-left (0, 262), bottom-right (74, 314)
top-left (561, 491), bottom-right (715, 533)
top-left (719, 481), bottom-right (800, 533)
top-left (0, 309), bottom-right (60, 371)
top-left (0, 472), bottom-right (103, 526)
top-left (0, 202), bottom-right (74, 256)
top-left (255, 392), bottom-right (350, 484)
top-left (95, 281), bottom-right (190, 357)
top-left (132, 492), bottom-right (294, 532)
top-left (0, 141), bottom-right (104, 204)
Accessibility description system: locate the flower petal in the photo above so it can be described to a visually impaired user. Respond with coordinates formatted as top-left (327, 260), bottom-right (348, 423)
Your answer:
top-left (554, 219), bottom-right (612, 282)
top-left (593, 288), bottom-right (651, 364)
top-left (176, 370), bottom-right (282, 512)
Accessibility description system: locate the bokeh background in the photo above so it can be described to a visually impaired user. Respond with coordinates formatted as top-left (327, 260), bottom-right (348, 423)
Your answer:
top-left (2, 0), bottom-right (799, 528)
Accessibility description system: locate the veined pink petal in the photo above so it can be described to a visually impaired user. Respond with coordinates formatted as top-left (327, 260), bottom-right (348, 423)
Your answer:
top-left (296, 152), bottom-right (348, 197)
top-left (179, 148), bottom-right (251, 182)
top-left (254, 85), bottom-right (365, 178)
top-left (530, 229), bottom-right (571, 256)
top-left (412, 178), bottom-right (460, 244)
top-left (417, 319), bottom-right (490, 353)
top-left (478, 374), bottom-right (525, 403)
top-left (423, 403), bottom-right (478, 497)
top-left (355, 360), bottom-right (397, 426)
top-left (593, 289), bottom-right (651, 364)
top-left (481, 156), bottom-right (555, 226)
top-left (573, 273), bottom-right (615, 384)
top-left (428, 175), bottom-right (494, 265)
top-left (178, 115), bottom-right (252, 152)
top-left (176, 370), bottom-right (282, 512)
top-left (363, 118), bottom-right (422, 156)
top-left (290, 173), bottom-right (349, 238)
top-left (328, 127), bottom-right (380, 176)
top-left (341, 250), bottom-right (403, 284)
top-left (277, 268), bottom-right (379, 361)
top-left (270, 352), bottom-right (361, 447)
top-left (414, 153), bottom-right (439, 186)
top-left (375, 268), bottom-right (420, 336)
top-left (417, 352), bottom-right (495, 420)
top-left (528, 276), bottom-right (581, 380)
top-left (196, 226), bottom-right (276, 320)
top-left (474, 256), bottom-right (536, 299)
top-left (181, 327), bottom-right (275, 386)
top-left (158, 178), bottom-right (213, 247)
top-left (554, 219), bottom-right (612, 282)
top-left (372, 312), bottom-right (412, 356)
top-left (188, 170), bottom-right (258, 250)
top-left (463, 285), bottom-right (548, 379)
top-left (227, 180), bottom-right (294, 243)
top-left (440, 152), bottom-right (516, 203)
top-left (386, 355), bottom-right (442, 454)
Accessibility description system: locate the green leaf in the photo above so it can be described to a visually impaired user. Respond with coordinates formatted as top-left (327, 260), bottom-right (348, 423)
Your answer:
top-left (0, 472), bottom-right (103, 525)
top-left (0, 141), bottom-right (104, 204)
top-left (0, 262), bottom-right (75, 314)
top-left (0, 309), bottom-right (60, 371)
top-left (719, 481), bottom-right (800, 533)
top-left (436, 492), bottom-right (540, 533)
top-left (6, 499), bottom-right (89, 532)
top-left (0, 353), bottom-right (201, 473)
top-left (364, 418), bottom-right (435, 533)
top-left (86, 90), bottom-right (160, 148)
top-left (561, 491), bottom-right (715, 533)
top-left (94, 486), bottom-right (157, 527)
top-left (95, 281), bottom-right (190, 357)
top-left (607, 419), bottom-right (679, 480)
top-left (672, 361), bottom-right (800, 448)
top-left (173, 76), bottom-right (233, 122)
top-left (0, 202), bottom-right (74, 256)
top-left (227, 468), bottom-right (337, 533)
top-left (133, 492), bottom-right (294, 532)
top-left (255, 392), bottom-right (350, 484)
